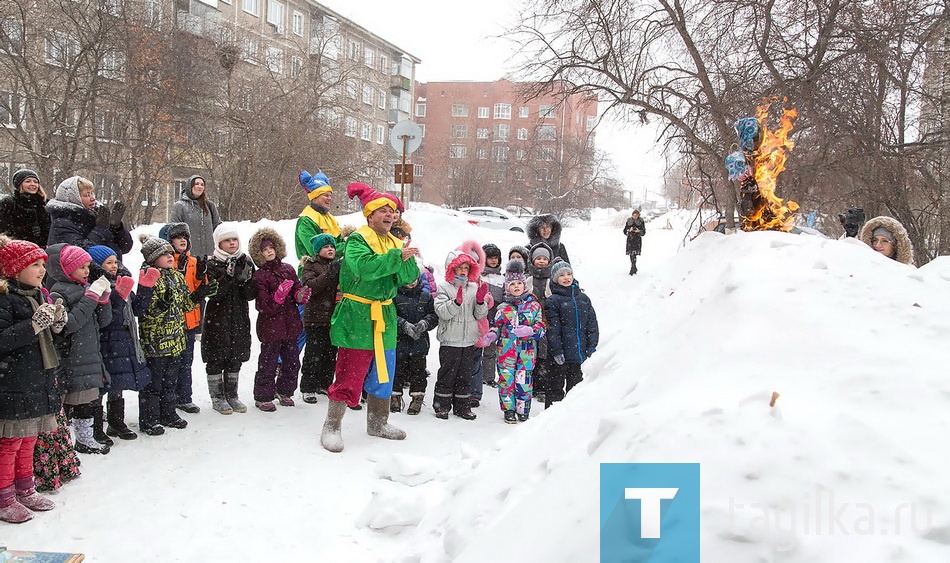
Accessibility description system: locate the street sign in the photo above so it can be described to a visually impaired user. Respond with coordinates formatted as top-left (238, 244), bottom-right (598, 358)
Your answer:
top-left (394, 164), bottom-right (414, 184)
top-left (389, 120), bottom-right (422, 154)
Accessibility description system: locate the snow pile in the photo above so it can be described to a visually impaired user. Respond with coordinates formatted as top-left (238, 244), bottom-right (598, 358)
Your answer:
top-left (405, 229), bottom-right (950, 562)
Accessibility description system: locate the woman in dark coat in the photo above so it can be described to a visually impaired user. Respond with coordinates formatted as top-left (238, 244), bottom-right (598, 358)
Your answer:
top-left (527, 214), bottom-right (571, 264)
top-left (0, 169), bottom-right (51, 247)
top-left (170, 175), bottom-right (221, 259)
top-left (622, 209), bottom-right (646, 275)
top-left (45, 176), bottom-right (132, 258)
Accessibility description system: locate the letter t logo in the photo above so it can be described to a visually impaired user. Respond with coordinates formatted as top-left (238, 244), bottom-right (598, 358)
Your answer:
top-left (625, 488), bottom-right (679, 538)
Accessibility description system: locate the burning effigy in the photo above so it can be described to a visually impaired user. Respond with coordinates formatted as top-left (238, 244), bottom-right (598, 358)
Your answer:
top-left (725, 99), bottom-right (800, 231)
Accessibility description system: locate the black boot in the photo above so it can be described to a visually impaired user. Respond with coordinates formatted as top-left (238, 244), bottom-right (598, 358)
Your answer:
top-left (160, 399), bottom-right (188, 429)
top-left (106, 398), bottom-right (137, 440)
top-left (139, 393), bottom-right (165, 436)
top-left (92, 401), bottom-right (114, 446)
top-left (452, 396), bottom-right (477, 421)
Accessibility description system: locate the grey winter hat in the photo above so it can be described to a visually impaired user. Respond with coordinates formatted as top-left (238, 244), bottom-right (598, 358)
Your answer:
top-left (550, 260), bottom-right (573, 281)
top-left (139, 234), bottom-right (174, 265)
top-left (504, 259), bottom-right (527, 291)
top-left (530, 245), bottom-right (551, 262)
top-left (55, 176), bottom-right (91, 207)
top-left (12, 169), bottom-right (39, 191)
top-left (872, 226), bottom-right (895, 243)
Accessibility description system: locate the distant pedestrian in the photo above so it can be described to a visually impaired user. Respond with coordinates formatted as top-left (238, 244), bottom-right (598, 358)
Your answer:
top-left (622, 209), bottom-right (646, 275)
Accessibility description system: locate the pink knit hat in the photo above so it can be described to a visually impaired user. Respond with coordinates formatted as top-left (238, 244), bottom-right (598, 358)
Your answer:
top-left (60, 245), bottom-right (92, 277)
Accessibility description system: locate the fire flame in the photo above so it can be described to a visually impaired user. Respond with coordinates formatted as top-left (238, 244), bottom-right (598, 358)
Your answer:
top-left (742, 100), bottom-right (800, 231)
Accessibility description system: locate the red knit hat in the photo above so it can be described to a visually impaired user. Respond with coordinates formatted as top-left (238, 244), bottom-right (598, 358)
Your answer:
top-left (60, 245), bottom-right (92, 276)
top-left (0, 236), bottom-right (48, 278)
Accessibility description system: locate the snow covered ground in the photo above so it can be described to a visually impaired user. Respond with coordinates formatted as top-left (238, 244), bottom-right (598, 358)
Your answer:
top-left (6, 206), bottom-right (950, 562)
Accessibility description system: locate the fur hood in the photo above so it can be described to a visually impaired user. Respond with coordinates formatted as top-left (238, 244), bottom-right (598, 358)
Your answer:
top-left (444, 240), bottom-right (484, 283)
top-left (249, 227), bottom-right (288, 266)
top-left (527, 214), bottom-right (564, 246)
top-left (859, 216), bottom-right (914, 265)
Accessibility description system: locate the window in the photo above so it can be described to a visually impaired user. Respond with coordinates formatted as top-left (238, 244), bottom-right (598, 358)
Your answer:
top-left (538, 125), bottom-right (556, 141)
top-left (266, 0), bottom-right (284, 30)
top-left (144, 0), bottom-right (162, 27)
top-left (364, 47), bottom-right (375, 68)
top-left (345, 116), bottom-right (357, 137)
top-left (537, 168), bottom-right (550, 181)
top-left (539, 104), bottom-right (556, 118)
top-left (242, 0), bottom-right (258, 16)
top-left (347, 40), bottom-right (360, 61)
top-left (492, 146), bottom-right (509, 163)
top-left (376, 124), bottom-right (385, 144)
top-left (493, 103), bottom-right (511, 119)
top-left (360, 122), bottom-right (371, 141)
top-left (448, 167), bottom-right (458, 179)
top-left (476, 128), bottom-right (488, 139)
top-left (45, 33), bottom-right (78, 67)
top-left (477, 147), bottom-right (488, 160)
top-left (292, 11), bottom-right (303, 36)
top-left (493, 123), bottom-right (509, 141)
top-left (362, 85), bottom-right (374, 105)
top-left (379, 54), bottom-right (388, 74)
top-left (265, 46), bottom-right (283, 73)
top-left (537, 146), bottom-right (555, 160)
top-left (291, 56), bottom-right (303, 78)
top-left (415, 103), bottom-right (426, 117)
top-left (419, 124), bottom-right (425, 137)
top-left (451, 104), bottom-right (468, 117)
top-left (346, 79), bottom-right (358, 100)
top-left (94, 111), bottom-right (120, 140)
top-left (515, 149), bottom-right (526, 161)
top-left (449, 145), bottom-right (467, 159)
top-left (519, 106), bottom-right (529, 118)
top-left (413, 164), bottom-right (423, 178)
top-left (239, 90), bottom-right (253, 111)
top-left (451, 125), bottom-right (467, 138)
top-left (1, 19), bottom-right (24, 56)
top-left (241, 38), bottom-right (259, 64)
top-left (0, 91), bottom-right (21, 128)
top-left (586, 115), bottom-right (597, 131)
top-left (517, 128), bottom-right (528, 140)
top-left (477, 107), bottom-right (489, 119)
top-left (378, 89), bottom-right (386, 109)
top-left (99, 50), bottom-right (126, 80)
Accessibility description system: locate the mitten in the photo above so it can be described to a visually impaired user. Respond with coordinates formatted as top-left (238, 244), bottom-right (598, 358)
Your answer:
top-left (31, 303), bottom-right (56, 333)
top-left (191, 280), bottom-right (219, 301)
top-left (294, 286), bottom-right (312, 304)
top-left (85, 275), bottom-right (111, 301)
top-left (139, 267), bottom-right (160, 288)
top-left (475, 282), bottom-right (489, 304)
top-left (403, 322), bottom-right (419, 340)
top-left (413, 319), bottom-right (428, 333)
top-left (176, 252), bottom-right (189, 272)
top-left (455, 284), bottom-right (464, 305)
top-left (115, 275), bottom-right (135, 300)
top-left (274, 279), bottom-right (294, 304)
top-left (95, 205), bottom-right (111, 229)
top-left (477, 330), bottom-right (497, 347)
top-left (97, 289), bottom-right (111, 305)
top-left (512, 325), bottom-right (534, 338)
top-left (328, 260), bottom-right (341, 278)
top-left (195, 256), bottom-right (208, 279)
top-left (110, 201), bottom-right (126, 226)
top-left (51, 298), bottom-right (67, 333)
top-left (237, 262), bottom-right (254, 283)
top-left (553, 353), bottom-right (565, 365)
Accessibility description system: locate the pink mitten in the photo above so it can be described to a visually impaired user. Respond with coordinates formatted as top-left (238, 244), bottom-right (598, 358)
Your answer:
top-left (475, 282), bottom-right (489, 304)
top-left (294, 286), bottom-right (312, 304)
top-left (98, 290), bottom-right (111, 305)
top-left (274, 279), bottom-right (294, 304)
top-left (139, 267), bottom-right (160, 288)
top-left (512, 325), bottom-right (534, 338)
top-left (477, 331), bottom-right (498, 347)
top-left (115, 276), bottom-right (135, 300)
top-left (455, 284), bottom-right (464, 305)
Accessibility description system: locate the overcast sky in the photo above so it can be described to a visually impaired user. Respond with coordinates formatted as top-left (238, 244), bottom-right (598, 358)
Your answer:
top-left (318, 0), bottom-right (668, 202)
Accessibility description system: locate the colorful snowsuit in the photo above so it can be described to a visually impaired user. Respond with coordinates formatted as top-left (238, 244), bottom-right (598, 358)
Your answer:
top-left (493, 295), bottom-right (545, 415)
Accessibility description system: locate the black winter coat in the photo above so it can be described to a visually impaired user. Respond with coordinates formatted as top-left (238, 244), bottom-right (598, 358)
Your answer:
top-left (527, 214), bottom-right (571, 264)
top-left (544, 281), bottom-right (599, 365)
top-left (394, 284), bottom-right (438, 357)
top-left (623, 217), bottom-right (646, 255)
top-left (202, 255), bottom-right (256, 365)
top-left (90, 263), bottom-right (152, 392)
top-left (45, 199), bottom-right (133, 257)
top-left (46, 244), bottom-right (113, 393)
top-left (0, 191), bottom-right (51, 247)
top-left (0, 282), bottom-right (60, 421)
top-left (300, 255), bottom-right (339, 326)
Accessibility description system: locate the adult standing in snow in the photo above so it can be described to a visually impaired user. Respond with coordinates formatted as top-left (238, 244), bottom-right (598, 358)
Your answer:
top-left (527, 214), bottom-right (570, 264)
top-left (295, 170), bottom-right (341, 263)
top-left (0, 169), bottom-right (51, 247)
top-left (859, 216), bottom-right (914, 265)
top-left (622, 209), bottom-right (646, 275)
top-left (320, 183), bottom-right (420, 453)
top-left (46, 176), bottom-right (133, 258)
top-left (170, 175), bottom-right (221, 260)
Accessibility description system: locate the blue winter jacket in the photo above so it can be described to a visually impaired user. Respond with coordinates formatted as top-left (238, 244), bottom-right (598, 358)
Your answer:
top-left (91, 262), bottom-right (153, 393)
top-left (544, 280), bottom-right (599, 364)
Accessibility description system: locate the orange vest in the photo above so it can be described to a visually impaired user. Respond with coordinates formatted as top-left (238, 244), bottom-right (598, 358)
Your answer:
top-left (175, 252), bottom-right (203, 330)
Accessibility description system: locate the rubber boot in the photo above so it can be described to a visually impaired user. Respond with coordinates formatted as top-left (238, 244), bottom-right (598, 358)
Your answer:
top-left (224, 372), bottom-right (247, 413)
top-left (208, 373), bottom-right (232, 415)
top-left (321, 400), bottom-right (347, 453)
top-left (106, 398), bottom-right (137, 440)
top-left (366, 395), bottom-right (406, 440)
top-left (73, 418), bottom-right (111, 454)
top-left (15, 477), bottom-right (55, 511)
top-left (92, 401), bottom-right (114, 446)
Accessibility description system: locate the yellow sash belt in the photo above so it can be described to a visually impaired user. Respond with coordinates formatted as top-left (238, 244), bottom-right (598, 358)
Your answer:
top-left (342, 293), bottom-right (393, 383)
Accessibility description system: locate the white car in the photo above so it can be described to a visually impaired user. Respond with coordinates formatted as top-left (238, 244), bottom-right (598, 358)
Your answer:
top-left (459, 207), bottom-right (527, 232)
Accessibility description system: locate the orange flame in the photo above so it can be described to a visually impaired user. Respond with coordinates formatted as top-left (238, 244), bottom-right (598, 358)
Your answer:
top-left (742, 100), bottom-right (800, 231)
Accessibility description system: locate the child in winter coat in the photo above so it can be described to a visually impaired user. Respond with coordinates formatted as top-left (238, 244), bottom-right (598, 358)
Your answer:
top-left (299, 233), bottom-right (341, 403)
top-left (137, 235), bottom-right (217, 435)
top-left (433, 241), bottom-right (490, 420)
top-left (46, 244), bottom-right (113, 455)
top-left (0, 236), bottom-right (62, 523)
top-left (159, 222), bottom-right (206, 414)
top-left (392, 274), bottom-right (438, 415)
top-left (250, 227), bottom-right (310, 412)
top-left (202, 223), bottom-right (256, 415)
top-left (527, 242), bottom-right (554, 399)
top-left (544, 261), bottom-right (599, 407)
top-left (482, 259), bottom-right (545, 423)
top-left (473, 243), bottom-right (505, 396)
top-left (88, 246), bottom-right (152, 442)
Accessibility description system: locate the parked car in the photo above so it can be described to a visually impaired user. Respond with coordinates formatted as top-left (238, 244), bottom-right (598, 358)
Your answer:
top-left (459, 207), bottom-right (527, 232)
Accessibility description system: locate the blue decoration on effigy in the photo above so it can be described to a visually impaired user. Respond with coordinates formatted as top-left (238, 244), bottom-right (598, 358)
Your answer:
top-left (734, 117), bottom-right (762, 152)
top-left (725, 151), bottom-right (751, 181)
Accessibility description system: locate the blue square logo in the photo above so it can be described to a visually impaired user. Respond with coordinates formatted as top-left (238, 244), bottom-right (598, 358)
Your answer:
top-left (600, 463), bottom-right (700, 562)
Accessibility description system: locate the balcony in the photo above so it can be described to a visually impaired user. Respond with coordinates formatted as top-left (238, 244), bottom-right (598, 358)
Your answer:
top-left (390, 75), bottom-right (411, 92)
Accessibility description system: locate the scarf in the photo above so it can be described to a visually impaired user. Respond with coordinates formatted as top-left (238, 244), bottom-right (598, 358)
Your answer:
top-left (300, 204), bottom-right (342, 238)
top-left (213, 246), bottom-right (245, 263)
top-left (8, 283), bottom-right (59, 370)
